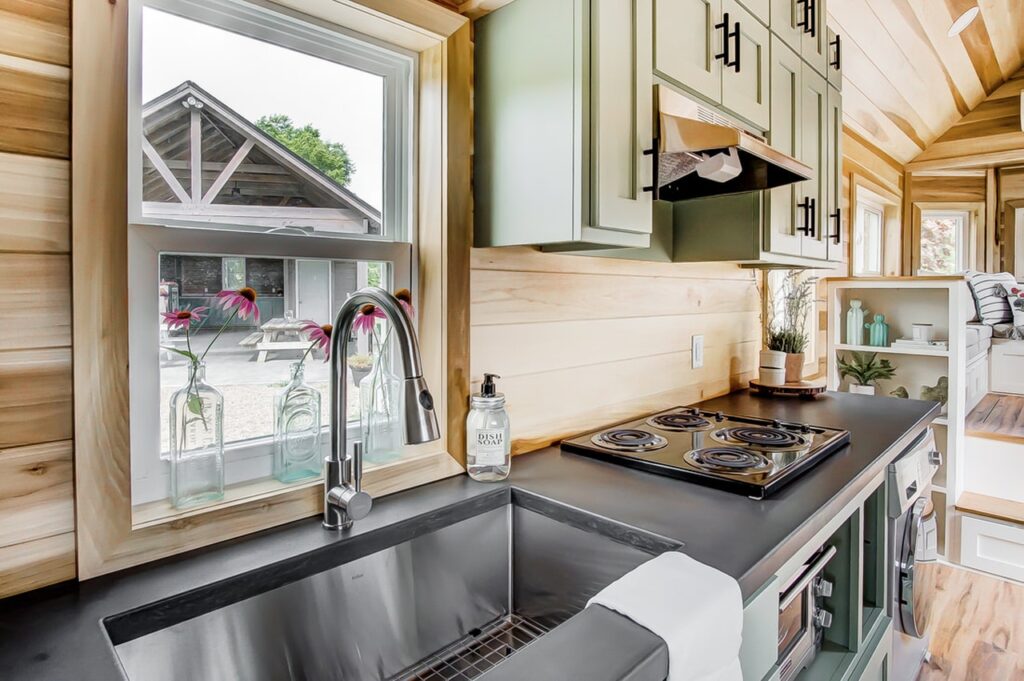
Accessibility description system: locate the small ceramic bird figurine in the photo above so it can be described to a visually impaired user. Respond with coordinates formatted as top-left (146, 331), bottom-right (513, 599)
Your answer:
top-left (920, 377), bottom-right (949, 405)
top-left (889, 386), bottom-right (909, 399)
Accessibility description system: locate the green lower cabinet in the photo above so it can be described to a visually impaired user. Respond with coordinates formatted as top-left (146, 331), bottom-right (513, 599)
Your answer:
top-left (851, 618), bottom-right (893, 681)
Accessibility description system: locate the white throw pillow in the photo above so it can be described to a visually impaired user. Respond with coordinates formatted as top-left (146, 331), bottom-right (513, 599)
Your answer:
top-left (966, 271), bottom-right (1017, 324)
top-left (1001, 283), bottom-right (1024, 340)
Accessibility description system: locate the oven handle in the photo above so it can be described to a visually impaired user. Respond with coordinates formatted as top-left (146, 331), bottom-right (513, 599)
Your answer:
top-left (779, 545), bottom-right (837, 610)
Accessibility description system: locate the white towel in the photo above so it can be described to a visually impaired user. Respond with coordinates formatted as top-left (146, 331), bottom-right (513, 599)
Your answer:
top-left (587, 552), bottom-right (744, 681)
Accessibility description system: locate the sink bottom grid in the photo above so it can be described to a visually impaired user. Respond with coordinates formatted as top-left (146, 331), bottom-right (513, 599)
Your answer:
top-left (389, 613), bottom-right (551, 681)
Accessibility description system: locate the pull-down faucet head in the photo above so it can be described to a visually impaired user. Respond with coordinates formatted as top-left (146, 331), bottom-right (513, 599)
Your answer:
top-left (324, 287), bottom-right (440, 530)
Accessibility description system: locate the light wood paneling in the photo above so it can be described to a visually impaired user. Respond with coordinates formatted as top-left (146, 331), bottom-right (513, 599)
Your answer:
top-left (910, 174), bottom-right (988, 203)
top-left (0, 532), bottom-right (75, 599)
top-left (830, 0), bottom-right (1024, 164)
top-left (0, 54), bottom-right (69, 158)
top-left (0, 440), bottom-right (74, 547)
top-left (0, 347), bottom-right (72, 449)
top-left (0, 253), bottom-right (70, 350)
top-left (0, 0), bottom-right (71, 66)
top-left (0, 152), bottom-right (69, 253)
top-left (471, 247), bottom-right (760, 453)
top-left (918, 562), bottom-right (1024, 680)
top-left (967, 393), bottom-right (1024, 441)
top-left (957, 491), bottom-right (1024, 525)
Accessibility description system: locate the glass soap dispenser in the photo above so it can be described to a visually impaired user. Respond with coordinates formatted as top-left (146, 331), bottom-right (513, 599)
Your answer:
top-left (466, 373), bottom-right (511, 482)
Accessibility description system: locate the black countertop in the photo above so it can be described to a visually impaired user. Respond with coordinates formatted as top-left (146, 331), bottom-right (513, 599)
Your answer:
top-left (0, 391), bottom-right (938, 680)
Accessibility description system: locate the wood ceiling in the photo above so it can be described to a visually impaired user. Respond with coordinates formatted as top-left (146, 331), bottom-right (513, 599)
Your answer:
top-left (828, 0), bottom-right (1024, 164)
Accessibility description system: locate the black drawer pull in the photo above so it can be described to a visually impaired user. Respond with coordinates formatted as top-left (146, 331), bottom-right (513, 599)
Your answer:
top-left (830, 33), bottom-right (841, 70)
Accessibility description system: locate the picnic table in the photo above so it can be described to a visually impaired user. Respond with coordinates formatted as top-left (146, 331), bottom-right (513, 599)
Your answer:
top-left (239, 317), bottom-right (317, 363)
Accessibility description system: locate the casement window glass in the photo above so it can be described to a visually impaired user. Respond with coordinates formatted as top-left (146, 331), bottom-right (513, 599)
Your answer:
top-left (128, 0), bottom-right (415, 506)
top-left (919, 211), bottom-right (968, 275)
top-left (853, 201), bottom-right (883, 276)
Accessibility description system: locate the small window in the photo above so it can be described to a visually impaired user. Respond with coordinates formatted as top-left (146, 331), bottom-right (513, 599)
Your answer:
top-left (919, 210), bottom-right (968, 275)
top-left (129, 0), bottom-right (415, 508)
top-left (853, 201), bottom-right (883, 276)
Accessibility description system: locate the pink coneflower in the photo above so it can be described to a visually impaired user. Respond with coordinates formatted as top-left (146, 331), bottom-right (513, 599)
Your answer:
top-left (394, 288), bottom-right (415, 318)
top-left (353, 304), bottom-right (384, 335)
top-left (301, 321), bottom-right (333, 361)
top-left (160, 306), bottom-right (208, 331)
top-left (217, 287), bottom-right (259, 322)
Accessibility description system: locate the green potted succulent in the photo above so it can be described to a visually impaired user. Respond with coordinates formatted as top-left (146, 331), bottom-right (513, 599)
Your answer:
top-left (836, 351), bottom-right (897, 396)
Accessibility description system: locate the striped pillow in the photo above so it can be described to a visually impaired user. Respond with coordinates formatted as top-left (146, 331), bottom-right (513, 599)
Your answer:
top-left (966, 271), bottom-right (1016, 324)
top-left (1002, 283), bottom-right (1024, 340)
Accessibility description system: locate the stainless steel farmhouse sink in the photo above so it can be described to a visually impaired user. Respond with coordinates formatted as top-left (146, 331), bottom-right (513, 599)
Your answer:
top-left (105, 491), bottom-right (678, 681)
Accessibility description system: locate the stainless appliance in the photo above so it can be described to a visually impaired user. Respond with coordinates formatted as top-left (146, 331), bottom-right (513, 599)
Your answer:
top-left (560, 406), bottom-right (850, 498)
top-left (777, 546), bottom-right (837, 681)
top-left (888, 428), bottom-right (942, 680)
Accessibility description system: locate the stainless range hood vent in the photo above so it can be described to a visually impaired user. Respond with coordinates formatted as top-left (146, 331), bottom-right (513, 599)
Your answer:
top-left (652, 87), bottom-right (812, 201)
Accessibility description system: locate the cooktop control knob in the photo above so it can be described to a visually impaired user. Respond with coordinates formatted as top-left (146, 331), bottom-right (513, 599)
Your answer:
top-left (800, 424), bottom-right (812, 434)
top-left (771, 419), bottom-right (783, 429)
top-left (715, 411), bottom-right (725, 422)
top-left (814, 577), bottom-right (834, 598)
top-left (813, 608), bottom-right (833, 630)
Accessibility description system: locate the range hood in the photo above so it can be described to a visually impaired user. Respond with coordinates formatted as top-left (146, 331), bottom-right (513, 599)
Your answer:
top-left (652, 86), bottom-right (812, 201)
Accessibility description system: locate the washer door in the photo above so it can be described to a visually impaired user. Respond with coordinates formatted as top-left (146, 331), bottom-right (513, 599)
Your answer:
top-left (898, 496), bottom-right (939, 637)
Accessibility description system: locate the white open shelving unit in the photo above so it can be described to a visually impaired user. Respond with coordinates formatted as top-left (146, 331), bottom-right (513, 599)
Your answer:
top-left (826, 277), bottom-right (969, 562)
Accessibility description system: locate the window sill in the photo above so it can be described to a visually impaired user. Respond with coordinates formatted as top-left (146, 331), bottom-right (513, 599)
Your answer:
top-left (132, 449), bottom-right (465, 530)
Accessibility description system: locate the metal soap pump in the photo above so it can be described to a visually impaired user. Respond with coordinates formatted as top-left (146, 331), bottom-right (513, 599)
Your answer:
top-left (466, 373), bottom-right (511, 482)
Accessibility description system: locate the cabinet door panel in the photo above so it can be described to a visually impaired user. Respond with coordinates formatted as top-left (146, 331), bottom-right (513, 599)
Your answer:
top-left (770, 0), bottom-right (802, 52)
top-left (721, 0), bottom-right (770, 130)
top-left (799, 64), bottom-right (828, 259)
top-left (801, 0), bottom-right (828, 75)
top-left (765, 37), bottom-right (802, 256)
top-left (826, 85), bottom-right (844, 262)
top-left (591, 0), bottom-right (654, 234)
top-left (654, 0), bottom-right (723, 103)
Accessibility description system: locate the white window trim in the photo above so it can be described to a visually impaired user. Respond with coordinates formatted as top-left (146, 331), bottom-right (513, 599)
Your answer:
top-left (126, 0), bottom-right (418, 506)
top-left (853, 198), bottom-right (884, 277)
top-left (919, 209), bottom-right (970, 275)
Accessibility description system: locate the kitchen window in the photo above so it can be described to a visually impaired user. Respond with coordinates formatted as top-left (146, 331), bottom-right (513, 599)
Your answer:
top-left (127, 0), bottom-right (416, 508)
top-left (919, 210), bottom-right (969, 275)
top-left (852, 200), bottom-right (883, 277)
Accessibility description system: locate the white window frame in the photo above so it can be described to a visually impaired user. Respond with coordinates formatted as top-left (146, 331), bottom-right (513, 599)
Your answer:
top-left (853, 198), bottom-right (884, 277)
top-left (126, 0), bottom-right (417, 506)
top-left (919, 209), bottom-right (969, 275)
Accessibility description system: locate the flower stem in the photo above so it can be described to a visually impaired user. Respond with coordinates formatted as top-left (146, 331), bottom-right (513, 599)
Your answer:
top-left (199, 308), bottom-right (239, 363)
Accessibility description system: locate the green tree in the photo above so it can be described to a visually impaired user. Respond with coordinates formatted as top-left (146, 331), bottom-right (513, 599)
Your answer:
top-left (256, 114), bottom-right (355, 187)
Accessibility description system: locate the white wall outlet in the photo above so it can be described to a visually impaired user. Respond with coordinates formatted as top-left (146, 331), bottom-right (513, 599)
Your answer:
top-left (692, 334), bottom-right (704, 369)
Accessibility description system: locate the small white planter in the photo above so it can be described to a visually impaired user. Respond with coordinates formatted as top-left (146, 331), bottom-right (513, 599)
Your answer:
top-left (760, 349), bottom-right (787, 370)
top-left (759, 367), bottom-right (786, 386)
top-left (848, 384), bottom-right (876, 396)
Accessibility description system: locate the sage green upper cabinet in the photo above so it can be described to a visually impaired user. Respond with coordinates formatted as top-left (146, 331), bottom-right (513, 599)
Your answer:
top-left (474, 0), bottom-right (654, 249)
top-left (826, 84), bottom-right (844, 262)
top-left (721, 0), bottom-right (771, 130)
top-left (799, 63), bottom-right (828, 259)
top-left (770, 0), bottom-right (804, 53)
top-left (765, 37), bottom-right (803, 257)
top-left (800, 0), bottom-right (828, 75)
top-left (654, 0), bottom-right (723, 105)
top-left (827, 27), bottom-right (842, 88)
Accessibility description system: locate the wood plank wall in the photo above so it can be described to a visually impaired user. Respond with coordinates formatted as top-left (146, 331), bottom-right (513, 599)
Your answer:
top-left (470, 248), bottom-right (760, 453)
top-left (0, 0), bottom-right (76, 599)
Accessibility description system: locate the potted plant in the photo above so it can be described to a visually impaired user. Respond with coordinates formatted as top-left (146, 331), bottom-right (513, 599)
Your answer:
top-left (836, 351), bottom-right (896, 395)
top-left (766, 271), bottom-right (814, 383)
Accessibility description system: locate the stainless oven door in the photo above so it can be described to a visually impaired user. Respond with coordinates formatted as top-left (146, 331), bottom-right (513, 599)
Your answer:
top-left (896, 493), bottom-right (939, 638)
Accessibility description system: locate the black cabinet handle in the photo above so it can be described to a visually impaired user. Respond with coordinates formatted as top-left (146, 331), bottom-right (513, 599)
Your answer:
top-left (830, 33), bottom-right (842, 70)
top-left (733, 19), bottom-right (742, 73)
top-left (809, 0), bottom-right (817, 37)
top-left (715, 13), bottom-right (740, 71)
top-left (830, 208), bottom-right (841, 244)
top-left (809, 197), bottom-right (817, 237)
top-left (641, 139), bottom-right (660, 200)
top-left (796, 0), bottom-right (809, 31)
top-left (797, 197), bottom-right (812, 235)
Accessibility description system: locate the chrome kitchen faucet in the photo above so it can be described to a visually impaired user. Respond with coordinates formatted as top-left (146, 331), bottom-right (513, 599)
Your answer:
top-left (325, 287), bottom-right (440, 530)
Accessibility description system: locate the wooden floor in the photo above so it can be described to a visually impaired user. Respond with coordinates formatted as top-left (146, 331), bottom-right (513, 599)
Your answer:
top-left (917, 563), bottom-right (1024, 680)
top-left (967, 394), bottom-right (1024, 440)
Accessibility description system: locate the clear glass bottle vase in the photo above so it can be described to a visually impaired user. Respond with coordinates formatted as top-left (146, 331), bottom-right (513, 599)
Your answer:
top-left (168, 361), bottom-right (225, 508)
top-left (359, 345), bottom-right (404, 465)
top-left (273, 362), bottom-right (323, 483)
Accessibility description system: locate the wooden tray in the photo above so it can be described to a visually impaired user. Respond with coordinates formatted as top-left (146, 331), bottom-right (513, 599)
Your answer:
top-left (749, 378), bottom-right (827, 398)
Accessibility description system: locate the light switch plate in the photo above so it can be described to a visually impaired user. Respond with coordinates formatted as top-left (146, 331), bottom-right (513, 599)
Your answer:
top-left (692, 334), bottom-right (704, 369)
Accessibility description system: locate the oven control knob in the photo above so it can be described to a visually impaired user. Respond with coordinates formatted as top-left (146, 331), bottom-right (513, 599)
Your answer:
top-left (814, 577), bottom-right (834, 598)
top-left (715, 411), bottom-right (725, 421)
top-left (813, 608), bottom-right (833, 629)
